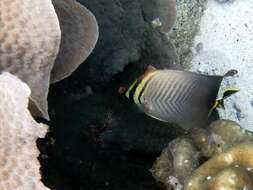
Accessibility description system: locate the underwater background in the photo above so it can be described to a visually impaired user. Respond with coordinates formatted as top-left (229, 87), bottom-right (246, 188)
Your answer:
top-left (0, 0), bottom-right (252, 189)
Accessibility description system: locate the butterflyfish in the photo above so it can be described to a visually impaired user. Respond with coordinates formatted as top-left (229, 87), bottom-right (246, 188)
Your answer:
top-left (125, 67), bottom-right (238, 129)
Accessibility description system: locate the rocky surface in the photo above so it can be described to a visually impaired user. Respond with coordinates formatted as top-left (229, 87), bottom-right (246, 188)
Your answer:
top-left (168, 0), bottom-right (207, 68)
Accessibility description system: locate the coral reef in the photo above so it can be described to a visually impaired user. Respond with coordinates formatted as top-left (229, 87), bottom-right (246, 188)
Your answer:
top-left (0, 72), bottom-right (48, 190)
top-left (152, 119), bottom-right (253, 190)
top-left (0, 0), bottom-right (251, 190)
top-left (0, 0), bottom-right (98, 118)
top-left (43, 0), bottom-right (213, 189)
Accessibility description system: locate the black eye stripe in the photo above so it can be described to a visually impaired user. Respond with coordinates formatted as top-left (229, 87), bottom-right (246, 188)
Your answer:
top-left (129, 78), bottom-right (142, 103)
top-left (138, 74), bottom-right (156, 104)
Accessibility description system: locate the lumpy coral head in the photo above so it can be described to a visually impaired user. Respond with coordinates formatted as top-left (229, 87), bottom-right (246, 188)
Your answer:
top-left (168, 138), bottom-right (199, 183)
top-left (50, 0), bottom-right (99, 83)
top-left (0, 72), bottom-right (48, 190)
top-left (0, 0), bottom-right (61, 118)
top-left (189, 120), bottom-right (253, 158)
top-left (151, 138), bottom-right (199, 190)
top-left (208, 119), bottom-right (253, 154)
top-left (184, 142), bottom-right (253, 190)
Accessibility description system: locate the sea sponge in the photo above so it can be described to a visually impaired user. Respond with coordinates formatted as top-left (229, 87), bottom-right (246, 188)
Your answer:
top-left (0, 72), bottom-right (48, 190)
top-left (184, 142), bottom-right (253, 190)
top-left (0, 0), bottom-right (99, 118)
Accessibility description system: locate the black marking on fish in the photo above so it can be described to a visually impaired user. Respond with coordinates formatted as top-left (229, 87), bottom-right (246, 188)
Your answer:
top-left (138, 73), bottom-right (156, 104)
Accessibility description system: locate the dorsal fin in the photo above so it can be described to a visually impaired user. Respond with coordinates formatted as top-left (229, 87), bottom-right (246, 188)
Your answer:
top-left (147, 65), bottom-right (157, 71)
top-left (224, 69), bottom-right (238, 77)
top-left (222, 88), bottom-right (240, 99)
top-left (139, 65), bottom-right (157, 80)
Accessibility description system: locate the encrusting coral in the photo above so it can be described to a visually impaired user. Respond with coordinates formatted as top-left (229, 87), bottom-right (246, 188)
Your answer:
top-left (0, 72), bottom-right (48, 190)
top-left (0, 0), bottom-right (98, 119)
top-left (152, 119), bottom-right (253, 190)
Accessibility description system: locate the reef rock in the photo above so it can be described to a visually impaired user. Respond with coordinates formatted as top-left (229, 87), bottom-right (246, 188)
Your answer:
top-left (0, 72), bottom-right (48, 190)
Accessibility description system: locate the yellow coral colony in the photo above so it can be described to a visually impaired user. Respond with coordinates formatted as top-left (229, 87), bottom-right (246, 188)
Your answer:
top-left (185, 142), bottom-right (253, 190)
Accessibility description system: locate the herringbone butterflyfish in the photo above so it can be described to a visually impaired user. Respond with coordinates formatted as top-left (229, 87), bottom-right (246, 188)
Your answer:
top-left (125, 67), bottom-right (238, 129)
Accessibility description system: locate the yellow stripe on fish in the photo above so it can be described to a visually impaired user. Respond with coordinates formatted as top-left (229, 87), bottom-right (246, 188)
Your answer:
top-left (133, 71), bottom-right (158, 104)
top-left (125, 67), bottom-right (238, 129)
top-left (126, 79), bottom-right (138, 100)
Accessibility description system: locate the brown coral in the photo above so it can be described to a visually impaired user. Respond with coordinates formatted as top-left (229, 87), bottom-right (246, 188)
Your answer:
top-left (0, 72), bottom-right (48, 190)
top-left (51, 0), bottom-right (99, 83)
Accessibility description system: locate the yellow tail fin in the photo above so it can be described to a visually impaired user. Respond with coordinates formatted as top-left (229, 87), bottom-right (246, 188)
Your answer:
top-left (208, 88), bottom-right (239, 117)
